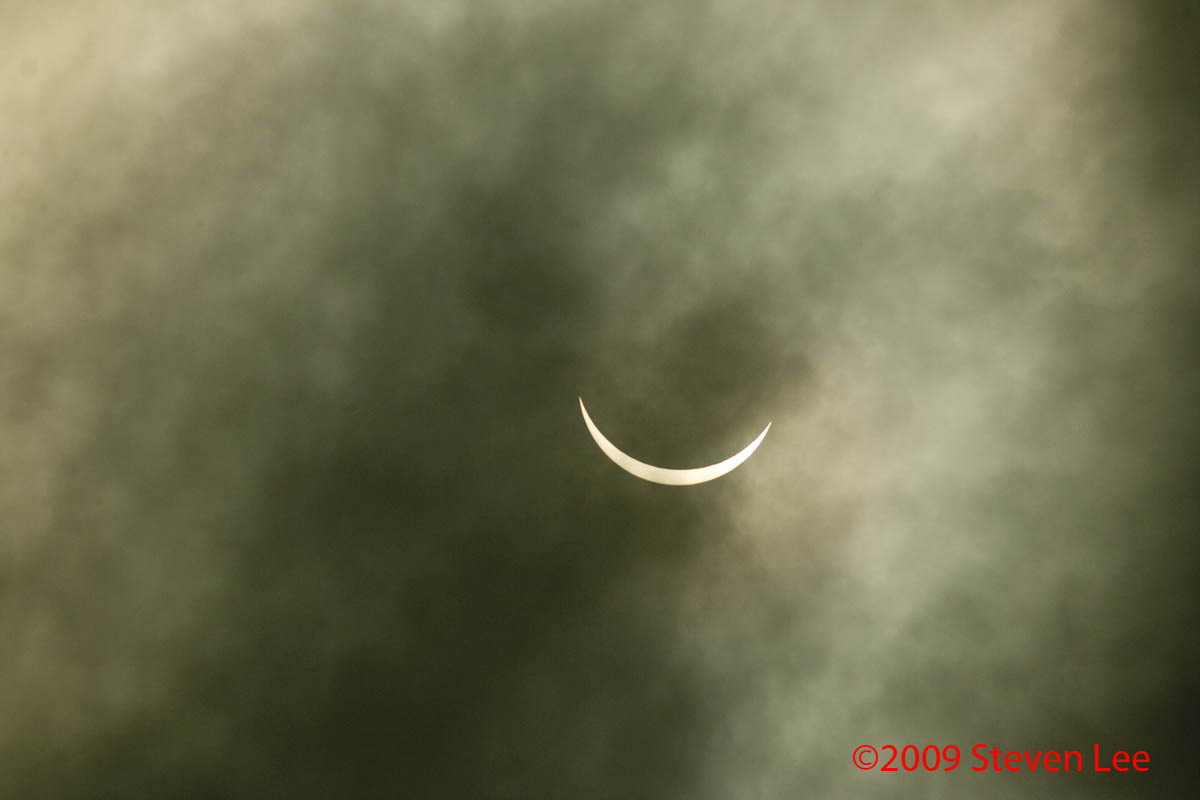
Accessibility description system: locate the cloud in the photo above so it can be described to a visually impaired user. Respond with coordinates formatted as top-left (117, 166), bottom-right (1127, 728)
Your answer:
top-left (2, 1), bottom-right (1196, 797)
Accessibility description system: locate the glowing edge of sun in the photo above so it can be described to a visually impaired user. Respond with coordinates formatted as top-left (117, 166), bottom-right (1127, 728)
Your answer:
top-left (578, 397), bottom-right (771, 486)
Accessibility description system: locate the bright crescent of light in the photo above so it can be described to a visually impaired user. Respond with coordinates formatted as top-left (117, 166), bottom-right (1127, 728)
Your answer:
top-left (579, 397), bottom-right (771, 486)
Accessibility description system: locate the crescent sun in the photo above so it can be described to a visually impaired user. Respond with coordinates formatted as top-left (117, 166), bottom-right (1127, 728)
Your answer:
top-left (578, 397), bottom-right (771, 486)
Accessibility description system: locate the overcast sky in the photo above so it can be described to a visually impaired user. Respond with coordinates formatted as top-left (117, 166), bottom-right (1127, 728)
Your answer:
top-left (3, 1), bottom-right (1198, 797)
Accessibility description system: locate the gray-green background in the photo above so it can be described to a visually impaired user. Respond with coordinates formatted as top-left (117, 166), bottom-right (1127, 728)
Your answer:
top-left (3, 1), bottom-right (1197, 797)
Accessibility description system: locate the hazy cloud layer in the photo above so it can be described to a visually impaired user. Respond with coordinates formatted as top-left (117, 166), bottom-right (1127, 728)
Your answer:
top-left (3, 1), bottom-right (1197, 797)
